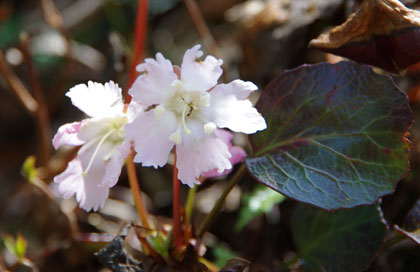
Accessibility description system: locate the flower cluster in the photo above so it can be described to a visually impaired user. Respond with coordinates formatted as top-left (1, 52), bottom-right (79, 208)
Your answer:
top-left (53, 45), bottom-right (266, 211)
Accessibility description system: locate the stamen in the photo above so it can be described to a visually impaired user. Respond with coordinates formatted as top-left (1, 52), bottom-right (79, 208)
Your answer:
top-left (200, 93), bottom-right (210, 107)
top-left (154, 105), bottom-right (165, 119)
top-left (103, 146), bottom-right (117, 161)
top-left (181, 104), bottom-right (192, 135)
top-left (171, 79), bottom-right (183, 89)
top-left (78, 134), bottom-right (102, 155)
top-left (204, 122), bottom-right (217, 135)
top-left (169, 130), bottom-right (182, 145)
top-left (83, 129), bottom-right (114, 176)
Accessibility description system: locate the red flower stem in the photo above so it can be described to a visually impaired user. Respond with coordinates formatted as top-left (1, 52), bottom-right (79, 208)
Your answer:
top-left (123, 0), bottom-right (151, 229)
top-left (126, 152), bottom-right (152, 229)
top-left (172, 148), bottom-right (182, 249)
top-left (126, 0), bottom-right (149, 102)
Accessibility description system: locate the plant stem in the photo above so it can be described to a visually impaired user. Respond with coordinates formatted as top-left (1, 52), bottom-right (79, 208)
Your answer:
top-left (126, 0), bottom-right (149, 102)
top-left (197, 164), bottom-right (247, 238)
top-left (124, 0), bottom-right (151, 230)
top-left (172, 150), bottom-right (182, 249)
top-left (126, 152), bottom-right (152, 229)
top-left (185, 185), bottom-right (197, 224)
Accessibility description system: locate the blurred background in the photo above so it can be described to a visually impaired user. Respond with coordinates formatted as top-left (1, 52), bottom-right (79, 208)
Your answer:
top-left (1, 0), bottom-right (420, 271)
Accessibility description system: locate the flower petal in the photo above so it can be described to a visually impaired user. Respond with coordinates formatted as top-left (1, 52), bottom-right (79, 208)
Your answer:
top-left (54, 156), bottom-right (110, 212)
top-left (126, 111), bottom-right (177, 168)
top-left (205, 88), bottom-right (267, 134)
top-left (201, 129), bottom-right (246, 178)
top-left (54, 159), bottom-right (84, 199)
top-left (125, 101), bottom-right (144, 123)
top-left (214, 129), bottom-right (233, 148)
top-left (66, 81), bottom-right (124, 118)
top-left (181, 45), bottom-right (223, 92)
top-left (54, 139), bottom-right (121, 211)
top-left (52, 120), bottom-right (86, 149)
top-left (75, 119), bottom-right (109, 144)
top-left (216, 80), bottom-right (258, 100)
top-left (129, 53), bottom-right (177, 106)
top-left (176, 135), bottom-right (232, 187)
top-left (101, 142), bottom-right (130, 187)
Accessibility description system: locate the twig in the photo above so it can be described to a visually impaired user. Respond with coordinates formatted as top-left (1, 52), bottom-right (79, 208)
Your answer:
top-left (20, 32), bottom-right (52, 165)
top-left (31, 176), bottom-right (79, 239)
top-left (0, 50), bottom-right (38, 114)
top-left (183, 0), bottom-right (228, 81)
top-left (40, 0), bottom-right (71, 62)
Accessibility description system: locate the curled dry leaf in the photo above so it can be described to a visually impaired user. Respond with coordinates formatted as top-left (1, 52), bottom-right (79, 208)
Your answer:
top-left (394, 225), bottom-right (420, 244)
top-left (309, 0), bottom-right (420, 73)
top-left (95, 235), bottom-right (144, 272)
top-left (219, 257), bottom-right (250, 272)
top-left (394, 198), bottom-right (420, 245)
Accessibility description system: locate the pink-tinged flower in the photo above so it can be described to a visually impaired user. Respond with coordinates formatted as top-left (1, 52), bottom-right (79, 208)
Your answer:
top-left (53, 81), bottom-right (141, 211)
top-left (201, 129), bottom-right (246, 178)
top-left (126, 45), bottom-right (266, 187)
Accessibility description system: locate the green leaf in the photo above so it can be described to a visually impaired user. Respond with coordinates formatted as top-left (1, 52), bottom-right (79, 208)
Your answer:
top-left (235, 185), bottom-right (286, 231)
top-left (212, 244), bottom-right (238, 268)
top-left (291, 204), bottom-right (387, 272)
top-left (246, 61), bottom-right (412, 210)
top-left (22, 156), bottom-right (38, 183)
top-left (147, 232), bottom-right (170, 260)
top-left (1, 233), bottom-right (27, 261)
top-left (2, 234), bottom-right (17, 257)
top-left (15, 234), bottom-right (27, 260)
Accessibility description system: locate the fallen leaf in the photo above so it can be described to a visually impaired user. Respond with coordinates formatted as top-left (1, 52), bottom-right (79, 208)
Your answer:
top-left (310, 0), bottom-right (420, 73)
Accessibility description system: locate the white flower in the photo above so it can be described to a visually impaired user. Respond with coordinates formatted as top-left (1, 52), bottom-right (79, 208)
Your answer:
top-left (126, 45), bottom-right (266, 187)
top-left (53, 81), bottom-right (141, 211)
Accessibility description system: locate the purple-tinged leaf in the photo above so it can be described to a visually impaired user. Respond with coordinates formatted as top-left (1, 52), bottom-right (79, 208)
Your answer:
top-left (291, 204), bottom-right (388, 272)
top-left (246, 62), bottom-right (412, 210)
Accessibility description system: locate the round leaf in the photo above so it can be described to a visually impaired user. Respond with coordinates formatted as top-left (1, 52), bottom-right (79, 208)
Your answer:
top-left (291, 204), bottom-right (388, 272)
top-left (247, 61), bottom-right (412, 210)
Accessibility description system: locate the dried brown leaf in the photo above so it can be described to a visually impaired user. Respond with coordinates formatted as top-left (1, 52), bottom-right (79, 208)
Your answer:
top-left (310, 0), bottom-right (420, 73)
